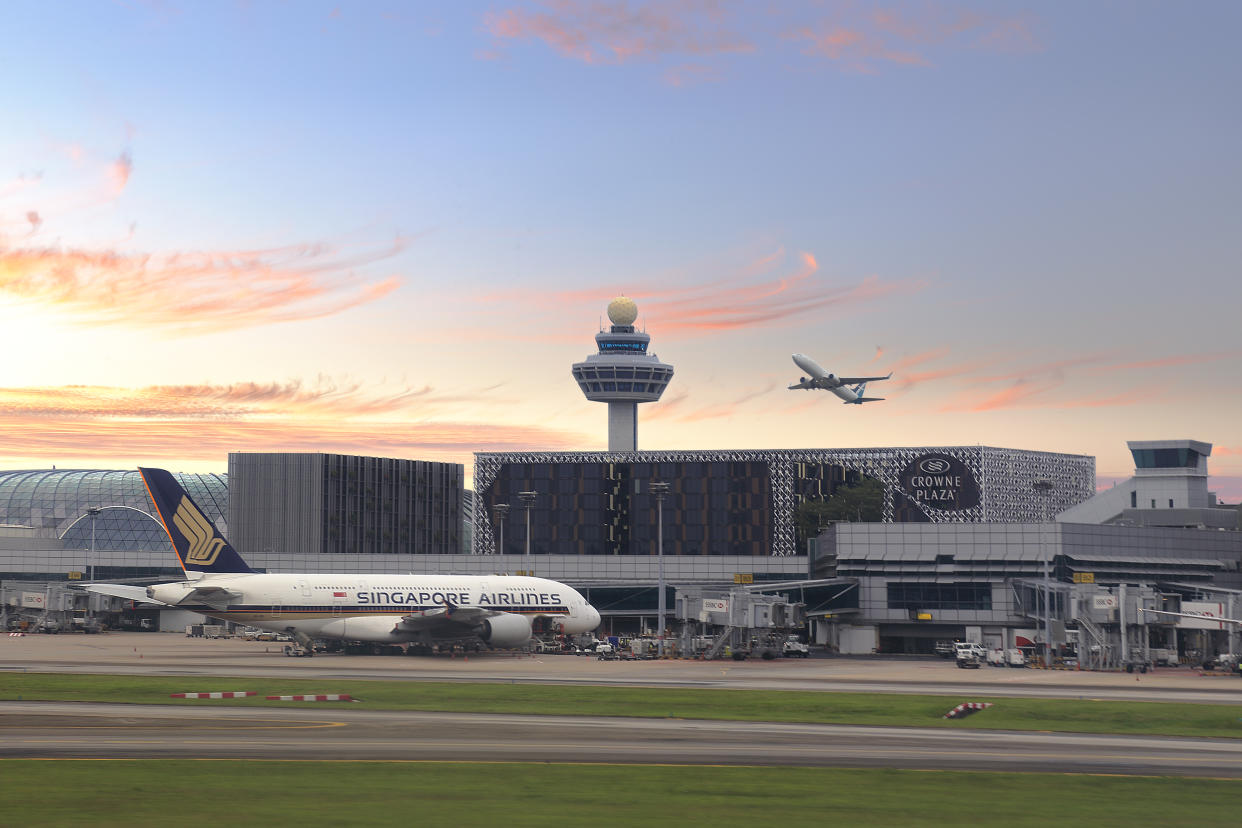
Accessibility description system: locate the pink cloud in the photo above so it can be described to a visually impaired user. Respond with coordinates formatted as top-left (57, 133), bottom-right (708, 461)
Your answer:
top-left (944, 381), bottom-right (1152, 413)
top-left (483, 0), bottom-right (754, 65)
top-left (645, 381), bottom-right (777, 422)
top-left (465, 248), bottom-right (928, 341)
top-left (786, 4), bottom-right (1038, 72)
top-left (1089, 351), bottom-right (1241, 374)
top-left (0, 381), bottom-right (588, 480)
top-left (107, 151), bottom-right (133, 196)
top-left (0, 237), bottom-right (404, 333)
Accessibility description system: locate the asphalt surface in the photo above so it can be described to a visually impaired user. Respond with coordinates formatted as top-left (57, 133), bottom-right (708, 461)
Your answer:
top-left (4, 632), bottom-right (1242, 702)
top-left (3, 633), bottom-right (1242, 776)
top-left (3, 701), bottom-right (1242, 776)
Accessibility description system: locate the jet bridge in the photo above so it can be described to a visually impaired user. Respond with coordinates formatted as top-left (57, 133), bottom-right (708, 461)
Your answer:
top-left (674, 586), bottom-right (806, 660)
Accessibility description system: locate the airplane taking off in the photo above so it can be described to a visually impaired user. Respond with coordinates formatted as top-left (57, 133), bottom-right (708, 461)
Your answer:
top-left (87, 468), bottom-right (601, 656)
top-left (787, 353), bottom-right (892, 404)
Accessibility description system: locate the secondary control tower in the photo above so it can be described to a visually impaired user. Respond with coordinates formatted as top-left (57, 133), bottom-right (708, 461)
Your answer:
top-left (572, 296), bottom-right (674, 452)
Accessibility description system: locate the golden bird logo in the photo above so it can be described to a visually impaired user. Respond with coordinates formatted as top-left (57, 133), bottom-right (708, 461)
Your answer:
top-left (173, 496), bottom-right (224, 566)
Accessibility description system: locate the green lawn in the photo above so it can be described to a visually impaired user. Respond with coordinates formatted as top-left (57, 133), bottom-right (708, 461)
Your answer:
top-left (4, 672), bottom-right (1242, 739)
top-left (2, 761), bottom-right (1240, 827)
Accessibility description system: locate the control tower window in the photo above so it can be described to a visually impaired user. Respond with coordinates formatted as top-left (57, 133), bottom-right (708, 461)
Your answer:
top-left (600, 341), bottom-right (647, 353)
top-left (1132, 448), bottom-right (1201, 469)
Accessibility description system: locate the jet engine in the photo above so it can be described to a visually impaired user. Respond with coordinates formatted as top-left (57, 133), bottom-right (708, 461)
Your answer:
top-left (317, 616), bottom-right (407, 643)
top-left (477, 613), bottom-right (533, 648)
top-left (825, 373), bottom-right (837, 383)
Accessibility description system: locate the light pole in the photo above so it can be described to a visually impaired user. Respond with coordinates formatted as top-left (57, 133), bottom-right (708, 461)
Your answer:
top-left (650, 481), bottom-right (670, 658)
top-left (518, 491), bottom-right (537, 575)
top-left (1032, 480), bottom-right (1054, 667)
top-left (86, 507), bottom-right (102, 583)
top-left (492, 503), bottom-right (510, 556)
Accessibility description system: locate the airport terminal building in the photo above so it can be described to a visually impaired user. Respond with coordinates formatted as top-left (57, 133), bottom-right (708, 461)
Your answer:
top-left (1, 293), bottom-right (1239, 659)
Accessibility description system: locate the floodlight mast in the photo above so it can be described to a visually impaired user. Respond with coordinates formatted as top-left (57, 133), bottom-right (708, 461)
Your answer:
top-left (1033, 480), bottom-right (1054, 667)
top-left (650, 481), bottom-right (671, 658)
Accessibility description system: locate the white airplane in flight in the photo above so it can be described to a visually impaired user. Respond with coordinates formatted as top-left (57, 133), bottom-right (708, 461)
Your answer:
top-left (787, 353), bottom-right (892, 404)
top-left (87, 468), bottom-right (601, 657)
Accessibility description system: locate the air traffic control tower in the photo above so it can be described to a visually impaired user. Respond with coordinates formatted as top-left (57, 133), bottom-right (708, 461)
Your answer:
top-left (571, 296), bottom-right (674, 452)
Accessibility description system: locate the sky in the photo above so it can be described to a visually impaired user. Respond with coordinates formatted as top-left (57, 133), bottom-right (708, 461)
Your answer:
top-left (1, 0), bottom-right (1239, 499)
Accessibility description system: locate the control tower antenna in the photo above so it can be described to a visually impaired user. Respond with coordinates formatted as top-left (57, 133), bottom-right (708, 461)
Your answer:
top-left (571, 296), bottom-right (674, 452)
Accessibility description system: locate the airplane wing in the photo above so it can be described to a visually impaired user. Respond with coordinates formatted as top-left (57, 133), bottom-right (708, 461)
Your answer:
top-left (180, 586), bottom-right (243, 611)
top-left (835, 372), bottom-right (893, 385)
top-left (395, 604), bottom-right (503, 633)
top-left (85, 584), bottom-right (164, 604)
top-left (849, 397), bottom-right (885, 404)
top-left (1139, 608), bottom-right (1242, 625)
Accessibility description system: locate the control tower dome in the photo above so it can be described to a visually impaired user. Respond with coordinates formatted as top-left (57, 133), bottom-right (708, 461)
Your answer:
top-left (571, 296), bottom-right (674, 452)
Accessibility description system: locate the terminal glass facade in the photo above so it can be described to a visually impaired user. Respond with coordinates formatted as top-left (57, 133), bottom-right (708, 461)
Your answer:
top-left (485, 460), bottom-right (772, 556)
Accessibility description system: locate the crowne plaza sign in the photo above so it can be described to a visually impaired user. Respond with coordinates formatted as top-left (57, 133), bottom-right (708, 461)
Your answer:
top-left (899, 453), bottom-right (980, 511)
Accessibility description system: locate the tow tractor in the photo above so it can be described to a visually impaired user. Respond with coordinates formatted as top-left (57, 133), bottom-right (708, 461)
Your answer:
top-left (282, 630), bottom-right (316, 657)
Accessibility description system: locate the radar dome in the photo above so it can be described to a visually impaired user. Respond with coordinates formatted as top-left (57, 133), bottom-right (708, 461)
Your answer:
top-left (607, 296), bottom-right (638, 326)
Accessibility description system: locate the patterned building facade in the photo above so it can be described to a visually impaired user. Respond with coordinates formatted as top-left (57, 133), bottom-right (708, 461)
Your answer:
top-left (474, 446), bottom-right (1095, 558)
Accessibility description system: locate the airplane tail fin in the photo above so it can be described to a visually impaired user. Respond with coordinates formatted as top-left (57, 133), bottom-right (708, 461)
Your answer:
top-left (847, 382), bottom-right (885, 404)
top-left (138, 467), bottom-right (253, 575)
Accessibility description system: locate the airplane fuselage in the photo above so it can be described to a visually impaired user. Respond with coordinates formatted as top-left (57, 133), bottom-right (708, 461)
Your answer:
top-left (148, 573), bottom-right (600, 645)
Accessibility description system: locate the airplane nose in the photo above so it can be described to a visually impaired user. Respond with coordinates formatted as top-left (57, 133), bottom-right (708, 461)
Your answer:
top-left (584, 603), bottom-right (601, 631)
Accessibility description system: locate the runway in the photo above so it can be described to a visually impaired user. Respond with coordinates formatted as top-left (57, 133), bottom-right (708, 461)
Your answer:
top-left (3, 701), bottom-right (1242, 777)
top-left (4, 634), bottom-right (1242, 777)
top-left (4, 633), bottom-right (1242, 703)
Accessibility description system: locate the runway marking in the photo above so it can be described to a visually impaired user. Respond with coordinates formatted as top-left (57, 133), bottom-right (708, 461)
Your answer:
top-left (0, 719), bottom-right (344, 730)
top-left (4, 757), bottom-right (1241, 780)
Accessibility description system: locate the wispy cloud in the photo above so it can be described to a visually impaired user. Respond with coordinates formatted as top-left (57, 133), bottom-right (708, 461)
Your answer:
top-left (467, 248), bottom-right (928, 340)
top-left (0, 380), bottom-right (507, 421)
top-left (0, 239), bottom-right (404, 333)
top-left (481, 2), bottom-right (1036, 76)
top-left (645, 380), bottom-right (777, 422)
top-left (483, 0), bottom-right (754, 65)
top-left (785, 4), bottom-right (1038, 72)
top-left (0, 381), bottom-right (587, 478)
top-left (2, 147), bottom-right (405, 333)
top-left (1087, 350), bottom-right (1241, 374)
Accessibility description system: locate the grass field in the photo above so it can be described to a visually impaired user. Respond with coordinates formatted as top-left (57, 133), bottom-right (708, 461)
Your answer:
top-left (2, 761), bottom-right (1241, 827)
top-left (7, 675), bottom-right (1242, 739)
top-left (6, 673), bottom-right (1242, 824)
top-left (4, 672), bottom-right (1242, 739)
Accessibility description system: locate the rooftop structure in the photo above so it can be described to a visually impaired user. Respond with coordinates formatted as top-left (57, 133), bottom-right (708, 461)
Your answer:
top-left (1058, 439), bottom-right (1238, 529)
top-left (571, 296), bottom-right (673, 452)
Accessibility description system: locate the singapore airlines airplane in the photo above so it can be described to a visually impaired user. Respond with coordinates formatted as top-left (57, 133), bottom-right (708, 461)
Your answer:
top-left (87, 468), bottom-right (601, 657)
top-left (787, 353), bottom-right (892, 404)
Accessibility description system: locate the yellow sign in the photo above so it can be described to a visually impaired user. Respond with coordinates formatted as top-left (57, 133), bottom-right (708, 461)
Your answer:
top-left (733, 573), bottom-right (753, 584)
top-left (916, 612), bottom-right (933, 621)
top-left (67, 571), bottom-right (82, 580)
top-left (1073, 572), bottom-right (1095, 584)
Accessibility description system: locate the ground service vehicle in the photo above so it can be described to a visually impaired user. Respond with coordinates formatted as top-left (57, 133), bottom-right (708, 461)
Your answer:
top-left (783, 637), bottom-right (810, 658)
top-left (955, 642), bottom-right (984, 668)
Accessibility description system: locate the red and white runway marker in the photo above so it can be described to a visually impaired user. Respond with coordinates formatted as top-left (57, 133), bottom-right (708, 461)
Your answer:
top-left (943, 702), bottom-right (993, 719)
top-left (170, 692), bottom-right (257, 699)
top-left (265, 694), bottom-right (354, 702)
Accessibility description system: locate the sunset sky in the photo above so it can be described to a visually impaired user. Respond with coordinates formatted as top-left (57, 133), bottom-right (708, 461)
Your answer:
top-left (2, 1), bottom-right (1239, 499)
